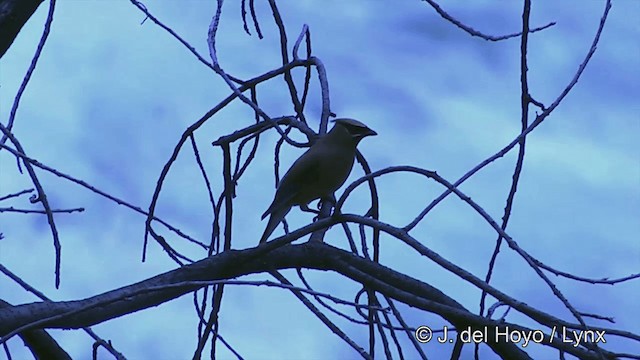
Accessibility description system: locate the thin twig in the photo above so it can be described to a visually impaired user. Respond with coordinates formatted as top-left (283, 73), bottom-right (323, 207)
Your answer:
top-left (0, 207), bottom-right (84, 214)
top-left (0, 143), bottom-right (206, 249)
top-left (0, 189), bottom-right (34, 202)
top-left (480, 0), bottom-right (533, 329)
top-left (1, 0), bottom-right (56, 148)
top-left (422, 0), bottom-right (555, 42)
top-left (339, 167), bottom-right (601, 332)
top-left (0, 124), bottom-right (61, 288)
top-left (404, 0), bottom-right (612, 234)
top-left (271, 271), bottom-right (372, 359)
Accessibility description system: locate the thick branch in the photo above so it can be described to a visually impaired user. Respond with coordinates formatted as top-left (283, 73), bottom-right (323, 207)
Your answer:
top-left (0, 241), bottom-right (620, 359)
top-left (0, 300), bottom-right (71, 360)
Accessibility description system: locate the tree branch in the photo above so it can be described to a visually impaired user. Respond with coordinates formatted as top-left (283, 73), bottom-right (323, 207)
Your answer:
top-left (1, 241), bottom-right (626, 360)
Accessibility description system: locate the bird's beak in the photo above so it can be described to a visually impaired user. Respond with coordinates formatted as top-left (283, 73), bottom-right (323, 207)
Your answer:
top-left (364, 128), bottom-right (377, 137)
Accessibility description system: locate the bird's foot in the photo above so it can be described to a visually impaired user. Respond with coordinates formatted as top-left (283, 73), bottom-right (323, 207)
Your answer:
top-left (300, 204), bottom-right (320, 215)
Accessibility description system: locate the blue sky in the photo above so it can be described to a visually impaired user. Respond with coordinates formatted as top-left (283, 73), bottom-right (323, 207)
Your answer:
top-left (1, 1), bottom-right (638, 359)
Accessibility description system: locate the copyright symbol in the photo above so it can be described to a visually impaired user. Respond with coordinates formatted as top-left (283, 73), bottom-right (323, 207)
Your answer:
top-left (415, 326), bottom-right (433, 343)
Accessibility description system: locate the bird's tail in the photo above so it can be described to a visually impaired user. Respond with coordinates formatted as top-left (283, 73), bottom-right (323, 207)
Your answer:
top-left (259, 206), bottom-right (291, 243)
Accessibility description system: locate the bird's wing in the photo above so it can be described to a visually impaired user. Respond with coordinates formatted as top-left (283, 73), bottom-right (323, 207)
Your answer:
top-left (261, 148), bottom-right (323, 219)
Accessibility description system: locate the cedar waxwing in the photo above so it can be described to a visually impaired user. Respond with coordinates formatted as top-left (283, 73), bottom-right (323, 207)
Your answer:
top-left (260, 118), bottom-right (377, 243)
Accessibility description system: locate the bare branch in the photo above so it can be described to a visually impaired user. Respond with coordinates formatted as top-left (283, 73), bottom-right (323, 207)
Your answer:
top-left (422, 0), bottom-right (555, 42)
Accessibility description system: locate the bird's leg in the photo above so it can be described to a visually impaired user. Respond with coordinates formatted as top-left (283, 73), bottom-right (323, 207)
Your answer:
top-left (323, 195), bottom-right (336, 211)
top-left (306, 197), bottom-right (337, 242)
top-left (313, 195), bottom-right (337, 221)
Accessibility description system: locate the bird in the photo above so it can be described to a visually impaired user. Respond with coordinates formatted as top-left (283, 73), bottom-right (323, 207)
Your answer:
top-left (259, 118), bottom-right (377, 243)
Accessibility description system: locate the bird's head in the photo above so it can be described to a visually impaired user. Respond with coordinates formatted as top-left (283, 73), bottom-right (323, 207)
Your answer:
top-left (331, 118), bottom-right (377, 143)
